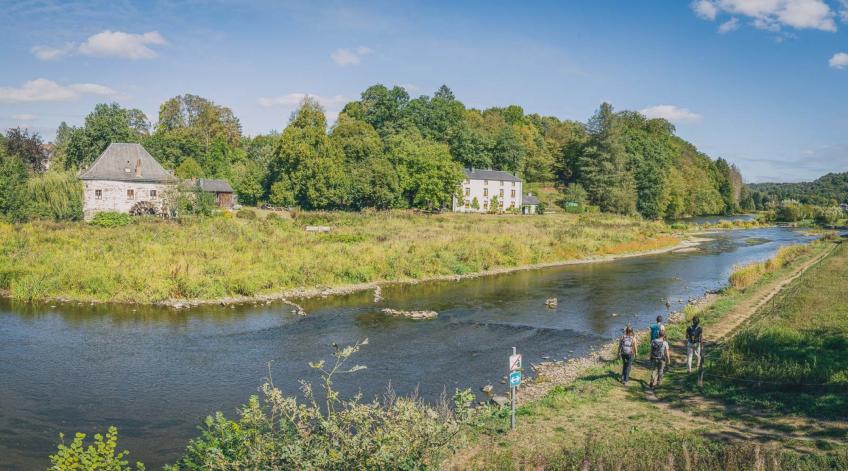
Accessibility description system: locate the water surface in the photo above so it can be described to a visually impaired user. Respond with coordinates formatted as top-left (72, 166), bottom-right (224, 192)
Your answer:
top-left (0, 227), bottom-right (813, 469)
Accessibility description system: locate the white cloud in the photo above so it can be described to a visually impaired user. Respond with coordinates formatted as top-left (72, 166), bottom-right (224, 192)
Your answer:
top-left (692, 0), bottom-right (719, 20)
top-left (840, 0), bottom-right (848, 21)
top-left (330, 46), bottom-right (372, 66)
top-left (13, 114), bottom-right (36, 121)
top-left (0, 78), bottom-right (118, 103)
top-left (32, 30), bottom-right (166, 60)
top-left (30, 43), bottom-right (75, 60)
top-left (258, 93), bottom-right (349, 121)
top-left (691, 0), bottom-right (837, 32)
top-left (829, 52), bottom-right (848, 68)
top-left (718, 17), bottom-right (741, 32)
top-left (640, 105), bottom-right (703, 124)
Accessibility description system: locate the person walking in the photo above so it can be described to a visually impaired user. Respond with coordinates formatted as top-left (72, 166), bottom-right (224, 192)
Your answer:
top-left (686, 316), bottom-right (703, 373)
top-left (649, 315), bottom-right (665, 342)
top-left (648, 330), bottom-right (671, 389)
top-left (618, 326), bottom-right (638, 385)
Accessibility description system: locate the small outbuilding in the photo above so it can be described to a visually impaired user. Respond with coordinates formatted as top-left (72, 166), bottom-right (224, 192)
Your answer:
top-left (194, 178), bottom-right (236, 209)
top-left (522, 193), bottom-right (540, 214)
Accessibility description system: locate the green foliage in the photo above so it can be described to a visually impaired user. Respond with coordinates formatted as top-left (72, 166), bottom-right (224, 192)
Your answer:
top-left (90, 212), bottom-right (132, 228)
top-left (0, 149), bottom-right (29, 222)
top-left (815, 206), bottom-right (842, 226)
top-left (49, 426), bottom-right (144, 471)
top-left (174, 157), bottom-right (204, 179)
top-left (167, 340), bottom-right (467, 470)
top-left (62, 103), bottom-right (149, 169)
top-left (387, 131), bottom-right (464, 209)
top-left (178, 188), bottom-right (216, 217)
top-left (26, 171), bottom-right (83, 221)
top-left (749, 171), bottom-right (848, 207)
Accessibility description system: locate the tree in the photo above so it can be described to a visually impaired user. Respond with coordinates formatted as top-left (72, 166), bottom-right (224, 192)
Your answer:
top-left (576, 103), bottom-right (636, 214)
top-left (562, 183), bottom-right (588, 207)
top-left (448, 123), bottom-right (493, 169)
top-left (492, 127), bottom-right (526, 172)
top-left (387, 131), bottom-right (463, 210)
top-left (231, 160), bottom-right (266, 206)
top-left (268, 98), bottom-right (348, 209)
top-left (343, 85), bottom-right (412, 137)
top-left (63, 103), bottom-right (149, 169)
top-left (4, 127), bottom-right (45, 173)
top-left (175, 157), bottom-right (205, 179)
top-left (0, 147), bottom-right (29, 221)
top-left (157, 94), bottom-right (241, 150)
top-left (330, 115), bottom-right (383, 162)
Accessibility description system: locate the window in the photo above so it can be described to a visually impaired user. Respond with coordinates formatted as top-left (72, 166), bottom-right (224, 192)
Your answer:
top-left (484, 179), bottom-right (488, 185)
top-left (500, 180), bottom-right (504, 186)
top-left (499, 200), bottom-right (504, 208)
top-left (464, 200), bottom-right (470, 208)
top-left (465, 187), bottom-right (470, 196)
top-left (511, 189), bottom-right (516, 198)
top-left (483, 188), bottom-right (488, 197)
top-left (95, 189), bottom-right (102, 200)
top-left (499, 189), bottom-right (504, 197)
top-left (510, 202), bottom-right (515, 209)
top-left (465, 178), bottom-right (470, 184)
top-left (127, 189), bottom-right (135, 200)
top-left (512, 181), bottom-right (516, 187)
top-left (150, 189), bottom-right (157, 198)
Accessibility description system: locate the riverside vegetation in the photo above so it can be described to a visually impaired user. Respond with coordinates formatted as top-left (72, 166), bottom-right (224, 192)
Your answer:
top-left (0, 211), bottom-right (677, 303)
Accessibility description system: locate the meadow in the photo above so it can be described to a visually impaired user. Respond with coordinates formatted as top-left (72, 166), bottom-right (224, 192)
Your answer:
top-left (0, 210), bottom-right (675, 304)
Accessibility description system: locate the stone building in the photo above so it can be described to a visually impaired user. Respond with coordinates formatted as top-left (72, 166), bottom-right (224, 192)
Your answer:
top-left (80, 143), bottom-right (179, 220)
top-left (452, 168), bottom-right (523, 213)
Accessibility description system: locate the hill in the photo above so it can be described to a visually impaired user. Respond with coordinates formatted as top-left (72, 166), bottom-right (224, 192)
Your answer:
top-left (748, 171), bottom-right (848, 206)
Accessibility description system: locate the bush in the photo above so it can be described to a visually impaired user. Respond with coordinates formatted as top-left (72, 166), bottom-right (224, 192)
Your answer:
top-left (26, 171), bottom-right (83, 221)
top-left (90, 212), bottom-right (132, 228)
top-left (236, 208), bottom-right (257, 220)
top-left (129, 201), bottom-right (160, 217)
top-left (536, 202), bottom-right (546, 215)
top-left (49, 426), bottom-right (144, 471)
top-left (166, 340), bottom-right (468, 470)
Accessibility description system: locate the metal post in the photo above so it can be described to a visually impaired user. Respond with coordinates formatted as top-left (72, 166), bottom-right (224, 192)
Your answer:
top-left (510, 346), bottom-right (516, 430)
top-left (697, 341), bottom-right (705, 387)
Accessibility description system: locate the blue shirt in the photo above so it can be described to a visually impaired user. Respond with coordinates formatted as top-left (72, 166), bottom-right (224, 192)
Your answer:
top-left (650, 323), bottom-right (663, 341)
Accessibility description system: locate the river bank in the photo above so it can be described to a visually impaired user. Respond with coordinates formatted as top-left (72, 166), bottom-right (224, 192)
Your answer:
top-left (0, 211), bottom-right (686, 306)
top-left (448, 237), bottom-right (843, 470)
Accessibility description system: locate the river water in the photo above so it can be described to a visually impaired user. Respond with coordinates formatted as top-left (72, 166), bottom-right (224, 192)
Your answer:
top-left (0, 226), bottom-right (814, 469)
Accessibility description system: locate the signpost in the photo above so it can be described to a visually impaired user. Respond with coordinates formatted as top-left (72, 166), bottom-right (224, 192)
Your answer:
top-left (508, 347), bottom-right (522, 430)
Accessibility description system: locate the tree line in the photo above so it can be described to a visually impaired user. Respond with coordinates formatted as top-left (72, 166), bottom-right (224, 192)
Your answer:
top-left (1, 84), bottom-right (746, 221)
top-left (747, 172), bottom-right (848, 209)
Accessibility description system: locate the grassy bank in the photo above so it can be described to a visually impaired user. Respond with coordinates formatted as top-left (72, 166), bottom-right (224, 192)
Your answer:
top-left (450, 238), bottom-right (846, 470)
top-left (0, 211), bottom-right (676, 304)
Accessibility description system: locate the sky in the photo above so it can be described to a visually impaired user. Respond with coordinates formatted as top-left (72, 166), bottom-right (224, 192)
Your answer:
top-left (1, 0), bottom-right (847, 183)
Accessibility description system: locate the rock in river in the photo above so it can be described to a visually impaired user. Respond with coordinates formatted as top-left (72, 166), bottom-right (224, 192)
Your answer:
top-left (381, 308), bottom-right (438, 320)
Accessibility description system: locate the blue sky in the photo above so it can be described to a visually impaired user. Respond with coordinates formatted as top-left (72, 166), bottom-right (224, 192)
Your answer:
top-left (1, 0), bottom-right (846, 183)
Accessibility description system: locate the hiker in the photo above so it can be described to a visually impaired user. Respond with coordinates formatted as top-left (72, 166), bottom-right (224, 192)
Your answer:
top-left (686, 316), bottom-right (703, 373)
top-left (649, 315), bottom-right (665, 342)
top-left (648, 330), bottom-right (671, 389)
top-left (618, 326), bottom-right (638, 385)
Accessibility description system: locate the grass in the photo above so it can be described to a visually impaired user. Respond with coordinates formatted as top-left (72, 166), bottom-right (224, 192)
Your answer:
top-left (705, 240), bottom-right (848, 418)
top-left (448, 238), bottom-right (847, 470)
top-left (728, 243), bottom-right (815, 290)
top-left (0, 210), bottom-right (676, 303)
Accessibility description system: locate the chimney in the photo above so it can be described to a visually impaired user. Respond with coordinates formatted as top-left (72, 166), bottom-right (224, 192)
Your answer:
top-left (134, 158), bottom-right (142, 177)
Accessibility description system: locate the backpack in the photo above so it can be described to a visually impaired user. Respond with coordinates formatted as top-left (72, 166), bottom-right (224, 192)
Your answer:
top-left (620, 336), bottom-right (634, 355)
top-left (650, 338), bottom-right (665, 360)
top-left (650, 323), bottom-right (662, 341)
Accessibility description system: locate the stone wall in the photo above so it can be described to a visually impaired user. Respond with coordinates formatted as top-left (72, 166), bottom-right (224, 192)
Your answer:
top-left (83, 180), bottom-right (173, 220)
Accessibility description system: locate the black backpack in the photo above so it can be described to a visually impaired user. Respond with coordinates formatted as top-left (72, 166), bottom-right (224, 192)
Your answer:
top-left (650, 339), bottom-right (665, 360)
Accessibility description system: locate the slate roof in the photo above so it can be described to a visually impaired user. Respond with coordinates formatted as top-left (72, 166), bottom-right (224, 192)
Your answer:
top-left (196, 178), bottom-right (234, 193)
top-left (463, 168), bottom-right (522, 183)
top-left (79, 143), bottom-right (178, 183)
top-left (522, 193), bottom-right (540, 206)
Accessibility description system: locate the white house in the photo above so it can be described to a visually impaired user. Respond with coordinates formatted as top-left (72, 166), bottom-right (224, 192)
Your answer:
top-left (452, 168), bottom-right (523, 213)
top-left (80, 143), bottom-right (179, 220)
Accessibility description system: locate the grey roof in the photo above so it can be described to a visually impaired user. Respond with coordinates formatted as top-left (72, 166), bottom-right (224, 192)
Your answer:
top-left (463, 168), bottom-right (522, 182)
top-left (522, 194), bottom-right (540, 206)
top-left (80, 143), bottom-right (178, 183)
top-left (196, 178), bottom-right (234, 193)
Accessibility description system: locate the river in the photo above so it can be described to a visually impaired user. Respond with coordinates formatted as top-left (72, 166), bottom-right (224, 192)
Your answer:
top-left (0, 226), bottom-right (815, 469)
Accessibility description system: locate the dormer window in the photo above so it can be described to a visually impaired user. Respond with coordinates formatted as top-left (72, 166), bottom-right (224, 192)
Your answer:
top-left (484, 180), bottom-right (488, 185)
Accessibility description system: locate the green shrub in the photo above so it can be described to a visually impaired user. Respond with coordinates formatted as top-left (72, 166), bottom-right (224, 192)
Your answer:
top-left (236, 208), bottom-right (257, 220)
top-left (49, 426), bottom-right (144, 471)
top-left (90, 212), bottom-right (132, 228)
top-left (166, 340), bottom-right (469, 470)
top-left (669, 222), bottom-right (688, 230)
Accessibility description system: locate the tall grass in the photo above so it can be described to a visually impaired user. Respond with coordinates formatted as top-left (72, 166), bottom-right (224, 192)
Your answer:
top-left (0, 211), bottom-right (675, 303)
top-left (728, 243), bottom-right (813, 290)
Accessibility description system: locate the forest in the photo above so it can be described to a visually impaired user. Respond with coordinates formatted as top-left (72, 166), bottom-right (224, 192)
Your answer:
top-left (1, 84), bottom-right (744, 221)
top-left (748, 172), bottom-right (848, 208)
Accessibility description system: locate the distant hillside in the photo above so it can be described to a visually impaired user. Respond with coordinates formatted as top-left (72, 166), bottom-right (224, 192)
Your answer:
top-left (748, 172), bottom-right (848, 206)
